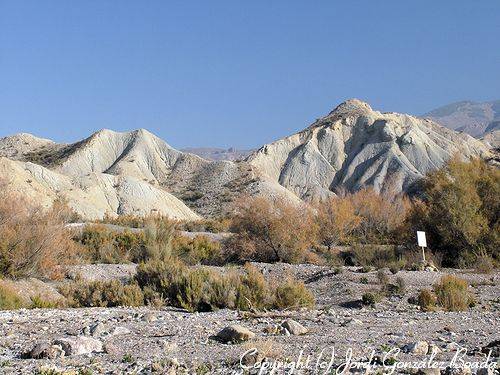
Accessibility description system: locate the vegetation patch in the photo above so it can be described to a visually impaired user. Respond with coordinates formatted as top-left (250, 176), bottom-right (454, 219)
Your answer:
top-left (135, 260), bottom-right (314, 312)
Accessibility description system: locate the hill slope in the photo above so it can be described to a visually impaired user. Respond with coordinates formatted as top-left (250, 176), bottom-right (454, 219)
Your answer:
top-left (1, 100), bottom-right (493, 218)
top-left (0, 157), bottom-right (200, 220)
top-left (181, 147), bottom-right (252, 161)
top-left (0, 130), bottom-right (299, 218)
top-left (248, 99), bottom-right (491, 200)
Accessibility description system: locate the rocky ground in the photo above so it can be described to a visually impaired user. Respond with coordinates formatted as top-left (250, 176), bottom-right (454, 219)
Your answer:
top-left (0, 265), bottom-right (498, 374)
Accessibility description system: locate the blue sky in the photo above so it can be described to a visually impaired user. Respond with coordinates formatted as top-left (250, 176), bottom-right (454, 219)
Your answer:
top-left (1, 1), bottom-right (499, 149)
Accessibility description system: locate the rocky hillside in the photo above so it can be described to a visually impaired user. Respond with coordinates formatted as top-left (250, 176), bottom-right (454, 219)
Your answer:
top-left (0, 99), bottom-right (494, 219)
top-left (181, 147), bottom-right (252, 161)
top-left (248, 99), bottom-right (490, 200)
top-left (0, 157), bottom-right (200, 221)
top-left (0, 130), bottom-right (298, 219)
top-left (424, 100), bottom-right (500, 138)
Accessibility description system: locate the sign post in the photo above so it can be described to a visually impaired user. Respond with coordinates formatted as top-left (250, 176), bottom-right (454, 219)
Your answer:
top-left (417, 231), bottom-right (427, 262)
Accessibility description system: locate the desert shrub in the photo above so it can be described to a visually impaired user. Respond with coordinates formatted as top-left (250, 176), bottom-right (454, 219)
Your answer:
top-left (29, 295), bottom-right (60, 309)
top-left (389, 264), bottom-right (400, 274)
top-left (407, 158), bottom-right (499, 266)
top-left (172, 235), bottom-right (222, 265)
top-left (417, 289), bottom-right (437, 311)
top-left (314, 189), bottom-right (410, 251)
top-left (273, 277), bottom-right (315, 310)
top-left (360, 277), bottom-right (369, 284)
top-left (235, 264), bottom-right (271, 310)
top-left (349, 245), bottom-right (403, 269)
top-left (361, 291), bottom-right (382, 307)
top-left (59, 280), bottom-right (144, 307)
top-left (433, 275), bottom-right (475, 312)
top-left (0, 190), bottom-right (81, 279)
top-left (136, 259), bottom-right (233, 312)
top-left (97, 213), bottom-right (177, 229)
top-left (135, 260), bottom-right (314, 312)
top-left (228, 196), bottom-right (319, 264)
top-left (142, 286), bottom-right (166, 308)
top-left (474, 253), bottom-right (494, 274)
top-left (76, 225), bottom-right (145, 263)
top-left (376, 269), bottom-right (389, 286)
top-left (383, 276), bottom-right (406, 296)
top-left (0, 284), bottom-right (24, 310)
top-left (395, 276), bottom-right (406, 294)
top-left (141, 218), bottom-right (176, 262)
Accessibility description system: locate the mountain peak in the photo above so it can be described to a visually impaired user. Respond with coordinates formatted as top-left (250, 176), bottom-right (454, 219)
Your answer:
top-left (329, 98), bottom-right (372, 116)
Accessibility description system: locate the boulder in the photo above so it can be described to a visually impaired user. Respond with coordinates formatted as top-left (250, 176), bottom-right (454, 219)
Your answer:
top-left (402, 341), bottom-right (429, 355)
top-left (215, 325), bottom-right (255, 343)
top-left (54, 336), bottom-right (103, 356)
top-left (24, 342), bottom-right (64, 359)
top-left (280, 319), bottom-right (308, 335)
top-left (476, 368), bottom-right (495, 375)
top-left (110, 326), bottom-right (131, 336)
top-left (90, 322), bottom-right (106, 337)
top-left (427, 343), bottom-right (442, 355)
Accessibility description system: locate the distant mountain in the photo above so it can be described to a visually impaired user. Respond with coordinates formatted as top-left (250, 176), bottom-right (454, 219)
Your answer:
top-left (423, 100), bottom-right (500, 137)
top-left (181, 147), bottom-right (252, 161)
top-left (0, 99), bottom-right (493, 219)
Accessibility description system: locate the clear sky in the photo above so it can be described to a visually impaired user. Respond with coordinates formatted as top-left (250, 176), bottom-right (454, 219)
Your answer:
top-left (1, 1), bottom-right (499, 149)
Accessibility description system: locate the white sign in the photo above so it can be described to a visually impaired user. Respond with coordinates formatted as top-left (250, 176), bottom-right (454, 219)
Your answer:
top-left (417, 231), bottom-right (427, 248)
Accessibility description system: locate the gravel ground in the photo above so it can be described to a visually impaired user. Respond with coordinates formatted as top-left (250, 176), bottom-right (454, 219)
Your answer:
top-left (0, 265), bottom-right (498, 374)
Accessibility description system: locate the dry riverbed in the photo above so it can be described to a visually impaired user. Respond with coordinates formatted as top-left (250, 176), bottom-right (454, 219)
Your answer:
top-left (0, 265), bottom-right (498, 374)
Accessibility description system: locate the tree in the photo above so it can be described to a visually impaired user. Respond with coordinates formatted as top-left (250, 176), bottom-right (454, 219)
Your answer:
top-left (228, 196), bottom-right (319, 263)
top-left (316, 196), bottom-right (361, 248)
top-left (0, 189), bottom-right (81, 279)
top-left (347, 188), bottom-right (410, 244)
top-left (407, 157), bottom-right (499, 266)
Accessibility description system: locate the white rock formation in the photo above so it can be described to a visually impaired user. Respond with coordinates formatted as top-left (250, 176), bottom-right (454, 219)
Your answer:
top-left (0, 99), bottom-right (493, 218)
top-left (248, 99), bottom-right (491, 199)
top-left (0, 157), bottom-right (200, 220)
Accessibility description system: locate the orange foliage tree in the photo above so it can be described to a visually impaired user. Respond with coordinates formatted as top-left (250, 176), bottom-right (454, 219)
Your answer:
top-left (228, 196), bottom-right (319, 263)
top-left (0, 187), bottom-right (81, 279)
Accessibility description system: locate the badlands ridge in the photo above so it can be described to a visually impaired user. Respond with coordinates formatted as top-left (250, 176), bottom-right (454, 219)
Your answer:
top-left (0, 99), bottom-right (494, 220)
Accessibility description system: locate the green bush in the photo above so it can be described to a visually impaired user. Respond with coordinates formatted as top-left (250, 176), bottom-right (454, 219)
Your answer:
top-left (235, 264), bottom-right (271, 310)
top-left (274, 277), bottom-right (315, 310)
top-left (141, 219), bottom-right (176, 262)
top-left (350, 245), bottom-right (403, 269)
top-left (136, 259), bottom-right (232, 312)
top-left (0, 284), bottom-right (23, 310)
top-left (406, 158), bottom-right (499, 266)
top-left (76, 225), bottom-right (145, 263)
top-left (173, 235), bottom-right (222, 265)
top-left (361, 292), bottom-right (382, 307)
top-left (30, 295), bottom-right (60, 309)
top-left (135, 260), bottom-right (315, 312)
top-left (433, 275), bottom-right (475, 311)
top-left (59, 280), bottom-right (144, 307)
